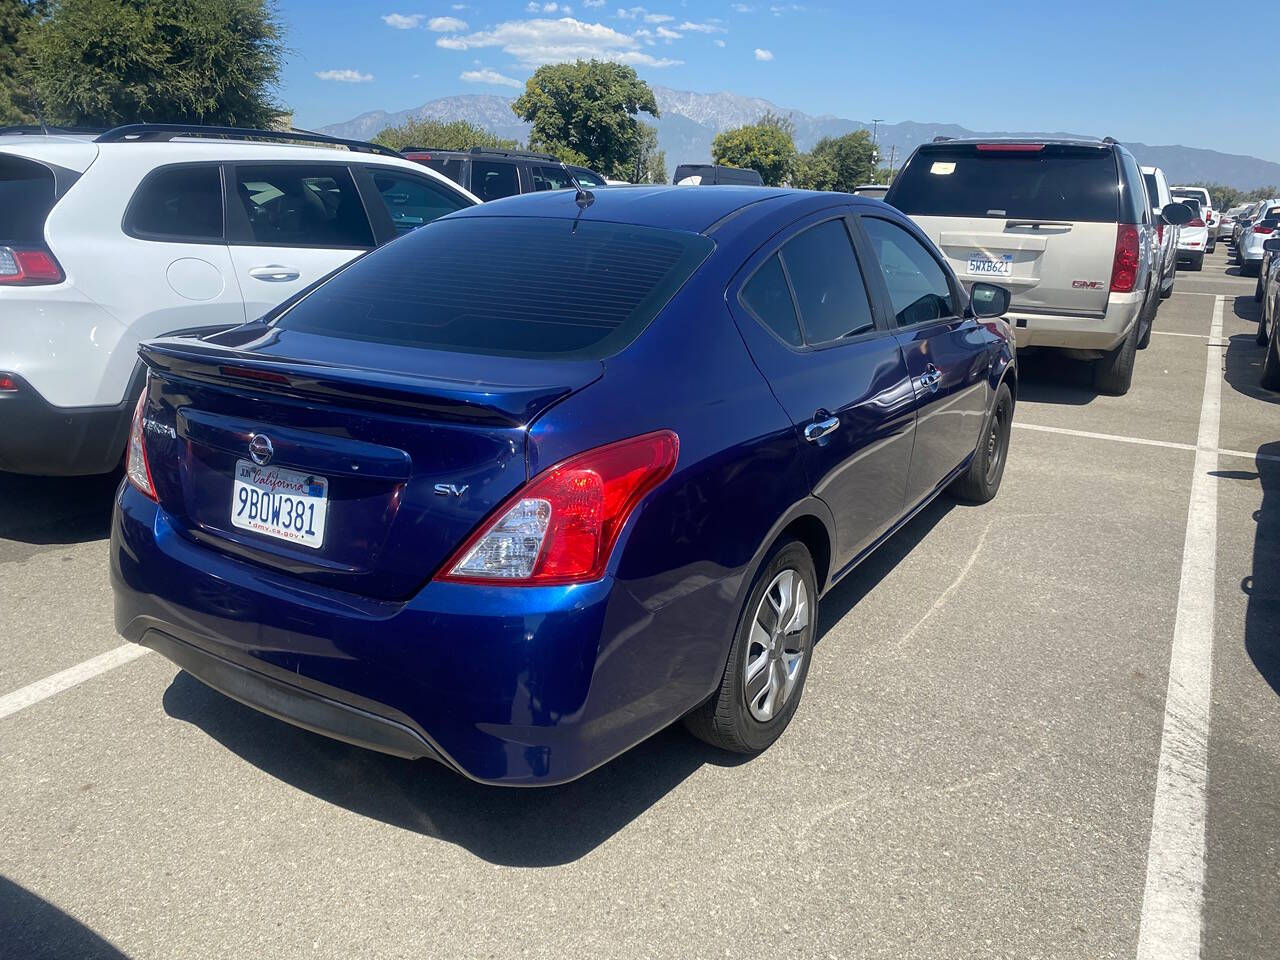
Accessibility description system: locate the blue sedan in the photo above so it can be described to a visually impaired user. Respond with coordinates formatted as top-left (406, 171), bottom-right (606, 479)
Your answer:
top-left (110, 186), bottom-right (1016, 785)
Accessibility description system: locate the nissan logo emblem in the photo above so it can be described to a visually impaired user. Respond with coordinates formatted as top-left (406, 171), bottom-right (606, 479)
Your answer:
top-left (248, 434), bottom-right (274, 466)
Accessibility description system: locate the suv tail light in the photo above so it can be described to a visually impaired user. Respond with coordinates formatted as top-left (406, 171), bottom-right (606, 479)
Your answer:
top-left (1157, 223), bottom-right (1164, 243)
top-left (1110, 224), bottom-right (1141, 293)
top-left (0, 246), bottom-right (64, 285)
top-left (126, 389), bottom-right (157, 500)
top-left (1254, 224), bottom-right (1275, 235)
top-left (1187, 218), bottom-right (1205, 227)
top-left (440, 430), bottom-right (679, 585)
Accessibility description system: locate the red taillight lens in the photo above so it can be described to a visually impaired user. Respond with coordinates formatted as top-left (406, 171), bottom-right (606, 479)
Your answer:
top-left (440, 430), bottom-right (679, 585)
top-left (1110, 224), bottom-right (1141, 293)
top-left (0, 246), bottom-right (64, 285)
top-left (125, 389), bottom-right (157, 500)
top-left (1157, 223), bottom-right (1164, 243)
top-left (1188, 218), bottom-right (1205, 227)
top-left (0, 374), bottom-right (17, 391)
top-left (1253, 225), bottom-right (1275, 235)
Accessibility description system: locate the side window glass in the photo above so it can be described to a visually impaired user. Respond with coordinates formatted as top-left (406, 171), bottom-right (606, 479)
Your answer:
top-left (127, 166), bottom-right (223, 241)
top-left (861, 217), bottom-right (955, 327)
top-left (741, 253), bottom-right (802, 347)
top-left (369, 171), bottom-right (469, 234)
top-left (780, 218), bottom-right (876, 343)
top-left (233, 165), bottom-right (373, 248)
top-left (470, 160), bottom-right (520, 201)
top-left (532, 165), bottom-right (575, 191)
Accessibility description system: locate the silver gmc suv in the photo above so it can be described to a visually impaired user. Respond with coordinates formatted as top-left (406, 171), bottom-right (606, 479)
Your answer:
top-left (885, 137), bottom-right (1192, 395)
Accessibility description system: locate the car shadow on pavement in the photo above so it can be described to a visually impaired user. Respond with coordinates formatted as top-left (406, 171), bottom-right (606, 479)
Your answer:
top-left (158, 497), bottom-right (955, 868)
top-left (1010, 350), bottom-right (1100, 406)
top-left (0, 875), bottom-right (131, 959)
top-left (0, 470), bottom-right (121, 545)
top-left (1222, 296), bottom-right (1278, 405)
top-left (1245, 441), bottom-right (1280, 698)
top-left (161, 671), bottom-right (749, 868)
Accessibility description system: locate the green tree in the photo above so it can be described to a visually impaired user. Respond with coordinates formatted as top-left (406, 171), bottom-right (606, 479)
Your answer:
top-left (791, 150), bottom-right (837, 191)
top-left (0, 0), bottom-right (45, 125)
top-left (28, 0), bottom-right (285, 128)
top-left (512, 59), bottom-right (659, 179)
top-left (631, 121), bottom-right (666, 183)
top-left (810, 131), bottom-right (877, 192)
top-left (373, 118), bottom-right (518, 152)
top-left (711, 112), bottom-right (798, 186)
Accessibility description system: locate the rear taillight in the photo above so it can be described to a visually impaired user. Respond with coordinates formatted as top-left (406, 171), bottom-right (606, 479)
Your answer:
top-left (0, 246), bottom-right (64, 285)
top-left (1157, 224), bottom-right (1164, 243)
top-left (440, 430), bottom-right (679, 585)
top-left (1254, 224), bottom-right (1275, 235)
top-left (1110, 224), bottom-right (1141, 293)
top-left (975, 142), bottom-right (1044, 152)
top-left (126, 388), bottom-right (156, 501)
top-left (0, 374), bottom-right (17, 392)
top-left (1187, 218), bottom-right (1205, 228)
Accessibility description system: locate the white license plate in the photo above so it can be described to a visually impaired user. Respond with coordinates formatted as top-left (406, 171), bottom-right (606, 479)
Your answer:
top-left (231, 459), bottom-right (328, 549)
top-left (968, 253), bottom-right (1014, 277)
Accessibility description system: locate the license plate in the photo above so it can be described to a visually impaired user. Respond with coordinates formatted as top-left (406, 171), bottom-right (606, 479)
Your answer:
top-left (968, 253), bottom-right (1014, 277)
top-left (231, 459), bottom-right (328, 549)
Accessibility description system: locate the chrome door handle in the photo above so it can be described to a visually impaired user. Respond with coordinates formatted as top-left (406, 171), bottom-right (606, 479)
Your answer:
top-left (804, 416), bottom-right (840, 443)
top-left (248, 265), bottom-right (301, 282)
top-left (919, 365), bottom-right (942, 393)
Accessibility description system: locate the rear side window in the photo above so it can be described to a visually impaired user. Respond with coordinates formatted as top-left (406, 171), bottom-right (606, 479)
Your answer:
top-left (277, 217), bottom-right (714, 360)
top-left (780, 219), bottom-right (875, 343)
top-left (531, 165), bottom-right (575, 191)
top-left (888, 144), bottom-right (1121, 222)
top-left (368, 170), bottom-right (469, 235)
top-left (232, 164), bottom-right (373, 248)
top-left (1143, 173), bottom-right (1161, 210)
top-left (1118, 151), bottom-right (1147, 224)
top-left (0, 155), bottom-right (56, 244)
top-left (469, 160), bottom-right (520, 201)
top-left (862, 217), bottom-right (956, 326)
top-left (421, 157), bottom-right (463, 185)
top-left (570, 166), bottom-right (608, 188)
top-left (126, 165), bottom-right (224, 241)
top-left (741, 254), bottom-right (803, 346)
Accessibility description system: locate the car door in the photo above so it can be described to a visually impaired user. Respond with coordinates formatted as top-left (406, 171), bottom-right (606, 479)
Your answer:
top-left (467, 157), bottom-right (523, 201)
top-left (727, 212), bottom-right (917, 570)
top-left (225, 161), bottom-right (377, 320)
top-left (355, 165), bottom-right (473, 238)
top-left (858, 213), bottom-right (991, 508)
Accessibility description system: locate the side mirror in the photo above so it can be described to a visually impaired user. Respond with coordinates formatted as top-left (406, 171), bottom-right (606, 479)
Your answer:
top-left (1264, 238), bottom-right (1280, 253)
top-left (969, 282), bottom-right (1011, 319)
top-left (1161, 202), bottom-right (1194, 227)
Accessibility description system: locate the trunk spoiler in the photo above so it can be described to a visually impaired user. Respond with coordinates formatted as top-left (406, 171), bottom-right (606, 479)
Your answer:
top-left (139, 338), bottom-right (601, 428)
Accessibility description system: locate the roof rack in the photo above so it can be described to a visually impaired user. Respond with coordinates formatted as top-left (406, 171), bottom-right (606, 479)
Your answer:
top-left (931, 135), bottom-right (953, 142)
top-left (0, 125), bottom-right (105, 136)
top-left (468, 146), bottom-right (558, 161)
top-left (1102, 136), bottom-right (1119, 145)
top-left (93, 124), bottom-right (402, 158)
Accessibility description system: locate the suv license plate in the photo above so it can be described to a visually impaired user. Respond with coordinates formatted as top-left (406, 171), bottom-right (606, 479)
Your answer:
top-left (968, 254), bottom-right (1013, 277)
top-left (231, 459), bottom-right (328, 549)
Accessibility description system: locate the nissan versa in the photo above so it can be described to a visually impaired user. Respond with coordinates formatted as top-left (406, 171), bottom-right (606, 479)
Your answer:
top-left (110, 186), bottom-right (1017, 786)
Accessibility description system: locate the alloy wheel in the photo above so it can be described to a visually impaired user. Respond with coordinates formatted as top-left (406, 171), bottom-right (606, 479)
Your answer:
top-left (743, 569), bottom-right (810, 722)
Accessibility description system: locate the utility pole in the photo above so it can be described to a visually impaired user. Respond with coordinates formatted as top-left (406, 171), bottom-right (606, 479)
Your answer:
top-left (871, 119), bottom-right (882, 150)
top-left (887, 144), bottom-right (897, 180)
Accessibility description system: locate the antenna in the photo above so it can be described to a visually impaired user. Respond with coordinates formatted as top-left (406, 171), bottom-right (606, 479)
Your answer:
top-left (559, 160), bottom-right (595, 213)
top-left (33, 99), bottom-right (49, 136)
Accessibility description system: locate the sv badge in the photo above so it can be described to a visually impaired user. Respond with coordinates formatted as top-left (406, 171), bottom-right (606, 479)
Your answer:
top-left (434, 483), bottom-right (469, 498)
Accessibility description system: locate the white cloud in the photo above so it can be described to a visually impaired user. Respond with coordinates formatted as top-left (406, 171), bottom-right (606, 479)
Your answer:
top-left (731, 3), bottom-right (753, 10)
top-left (528, 1), bottom-right (568, 11)
top-left (616, 6), bottom-right (672, 20)
top-left (381, 13), bottom-right (423, 29)
top-left (583, 0), bottom-right (605, 5)
top-left (677, 20), bottom-right (727, 33)
top-left (655, 25), bottom-right (681, 40)
top-left (315, 68), bottom-right (374, 82)
top-left (754, 47), bottom-right (773, 60)
top-left (438, 17), bottom-right (681, 67)
top-left (713, 38), bottom-right (725, 46)
top-left (460, 67), bottom-right (523, 88)
top-left (428, 15), bottom-right (468, 31)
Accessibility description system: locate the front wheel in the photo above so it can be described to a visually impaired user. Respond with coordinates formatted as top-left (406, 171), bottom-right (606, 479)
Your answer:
top-left (949, 381), bottom-right (1013, 504)
top-left (684, 540), bottom-right (817, 754)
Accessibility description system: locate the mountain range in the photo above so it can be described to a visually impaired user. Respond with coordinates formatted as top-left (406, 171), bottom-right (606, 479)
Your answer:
top-left (318, 85), bottom-right (1280, 191)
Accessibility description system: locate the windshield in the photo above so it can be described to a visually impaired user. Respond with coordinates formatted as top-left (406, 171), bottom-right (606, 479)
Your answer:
top-left (887, 144), bottom-right (1120, 222)
top-left (277, 216), bottom-right (714, 360)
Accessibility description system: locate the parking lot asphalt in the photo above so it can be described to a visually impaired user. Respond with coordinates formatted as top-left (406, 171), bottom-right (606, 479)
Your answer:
top-left (1, 248), bottom-right (1276, 960)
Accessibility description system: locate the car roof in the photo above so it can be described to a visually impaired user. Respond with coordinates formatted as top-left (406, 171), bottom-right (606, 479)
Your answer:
top-left (442, 184), bottom-right (888, 235)
top-left (923, 136), bottom-right (1114, 148)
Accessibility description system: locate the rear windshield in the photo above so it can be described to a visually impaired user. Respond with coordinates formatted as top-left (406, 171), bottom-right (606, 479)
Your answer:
top-left (276, 216), bottom-right (714, 360)
top-left (887, 144), bottom-right (1121, 222)
top-left (1143, 173), bottom-right (1160, 208)
top-left (1180, 199), bottom-right (1202, 217)
top-left (0, 155), bottom-right (56, 244)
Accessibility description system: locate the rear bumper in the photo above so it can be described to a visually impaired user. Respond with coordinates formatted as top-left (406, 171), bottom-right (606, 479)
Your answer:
top-left (0, 372), bottom-right (139, 476)
top-left (110, 484), bottom-right (717, 786)
top-left (1007, 292), bottom-right (1142, 351)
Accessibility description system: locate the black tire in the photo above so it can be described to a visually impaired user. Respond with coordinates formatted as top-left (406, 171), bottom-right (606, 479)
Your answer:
top-left (1093, 316), bottom-right (1140, 395)
top-left (1161, 275), bottom-right (1174, 299)
top-left (1257, 275), bottom-right (1266, 303)
top-left (1137, 293), bottom-right (1157, 349)
top-left (949, 382), bottom-right (1013, 504)
top-left (1262, 322), bottom-right (1280, 391)
top-left (1242, 261), bottom-right (1259, 278)
top-left (1192, 253), bottom-right (1204, 272)
top-left (683, 539), bottom-right (817, 754)
top-left (1256, 312), bottom-right (1269, 346)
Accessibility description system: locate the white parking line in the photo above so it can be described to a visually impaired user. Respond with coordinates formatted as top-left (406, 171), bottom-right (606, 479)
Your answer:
top-left (1013, 422), bottom-right (1280, 466)
top-left (0, 644), bottom-right (151, 721)
top-left (1135, 294), bottom-right (1223, 960)
top-left (1152, 331), bottom-right (1209, 338)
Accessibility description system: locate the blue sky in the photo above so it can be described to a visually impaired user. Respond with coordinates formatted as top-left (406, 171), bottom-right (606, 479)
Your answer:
top-left (281, 1), bottom-right (1280, 162)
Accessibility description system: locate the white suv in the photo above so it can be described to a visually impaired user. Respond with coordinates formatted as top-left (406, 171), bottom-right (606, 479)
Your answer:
top-left (0, 124), bottom-right (477, 476)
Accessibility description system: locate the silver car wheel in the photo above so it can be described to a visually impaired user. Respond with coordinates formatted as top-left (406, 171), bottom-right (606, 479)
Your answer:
top-left (743, 569), bottom-right (810, 722)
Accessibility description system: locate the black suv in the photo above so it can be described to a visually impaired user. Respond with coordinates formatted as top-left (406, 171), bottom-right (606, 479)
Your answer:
top-left (401, 147), bottom-right (609, 202)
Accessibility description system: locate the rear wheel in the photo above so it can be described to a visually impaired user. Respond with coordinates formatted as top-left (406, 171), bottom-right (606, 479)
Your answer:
top-left (1161, 274), bottom-right (1174, 299)
top-left (1191, 253), bottom-right (1205, 272)
top-left (1257, 275), bottom-right (1266, 303)
top-left (949, 382), bottom-right (1013, 504)
top-left (1257, 312), bottom-right (1269, 346)
top-left (1093, 316), bottom-right (1140, 395)
top-left (684, 540), bottom-right (817, 754)
top-left (1262, 322), bottom-right (1280, 391)
top-left (1137, 293), bottom-right (1157, 349)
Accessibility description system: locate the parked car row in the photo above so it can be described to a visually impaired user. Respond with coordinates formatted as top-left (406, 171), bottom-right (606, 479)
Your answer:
top-left (1233, 198), bottom-right (1280, 277)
